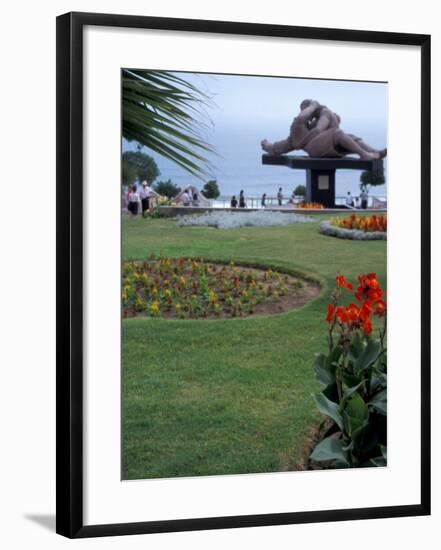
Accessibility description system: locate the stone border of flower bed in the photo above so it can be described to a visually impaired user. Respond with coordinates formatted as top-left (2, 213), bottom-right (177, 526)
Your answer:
top-left (319, 221), bottom-right (387, 240)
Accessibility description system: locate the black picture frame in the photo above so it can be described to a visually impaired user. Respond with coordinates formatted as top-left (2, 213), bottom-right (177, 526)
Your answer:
top-left (56, 11), bottom-right (431, 539)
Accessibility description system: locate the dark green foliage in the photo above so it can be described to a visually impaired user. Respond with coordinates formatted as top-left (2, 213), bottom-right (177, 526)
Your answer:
top-left (153, 179), bottom-right (181, 199)
top-left (360, 169), bottom-right (386, 191)
top-left (294, 184), bottom-right (306, 197)
top-left (122, 155), bottom-right (137, 186)
top-left (122, 150), bottom-right (160, 184)
top-left (202, 180), bottom-right (220, 199)
top-left (310, 334), bottom-right (387, 468)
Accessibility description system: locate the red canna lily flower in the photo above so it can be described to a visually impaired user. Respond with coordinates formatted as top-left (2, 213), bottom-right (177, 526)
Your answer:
top-left (346, 303), bottom-right (360, 321)
top-left (368, 287), bottom-right (383, 301)
top-left (335, 305), bottom-right (349, 323)
top-left (366, 277), bottom-right (379, 289)
top-left (359, 299), bottom-right (373, 321)
top-left (336, 274), bottom-right (353, 290)
top-left (362, 318), bottom-right (373, 335)
top-left (326, 303), bottom-right (335, 322)
top-left (374, 299), bottom-right (386, 317)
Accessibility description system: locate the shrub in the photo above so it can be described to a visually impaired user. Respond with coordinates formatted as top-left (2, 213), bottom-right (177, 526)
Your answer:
top-left (310, 273), bottom-right (387, 468)
top-left (122, 150), bottom-right (160, 184)
top-left (294, 184), bottom-right (306, 197)
top-left (360, 169), bottom-right (385, 191)
top-left (202, 180), bottom-right (220, 199)
top-left (154, 179), bottom-right (181, 198)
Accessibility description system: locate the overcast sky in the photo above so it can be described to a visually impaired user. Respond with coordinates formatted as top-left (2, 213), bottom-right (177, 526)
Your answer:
top-left (172, 71), bottom-right (388, 140)
top-left (123, 71), bottom-right (388, 196)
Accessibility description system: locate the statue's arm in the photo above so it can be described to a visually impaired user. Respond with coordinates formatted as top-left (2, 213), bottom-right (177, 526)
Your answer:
top-left (314, 111), bottom-right (332, 132)
top-left (296, 100), bottom-right (321, 122)
top-left (301, 112), bottom-right (331, 142)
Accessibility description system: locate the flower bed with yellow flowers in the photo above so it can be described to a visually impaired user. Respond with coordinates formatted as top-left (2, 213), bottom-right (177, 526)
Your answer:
top-left (309, 272), bottom-right (387, 469)
top-left (319, 214), bottom-right (387, 241)
top-left (122, 256), bottom-right (319, 319)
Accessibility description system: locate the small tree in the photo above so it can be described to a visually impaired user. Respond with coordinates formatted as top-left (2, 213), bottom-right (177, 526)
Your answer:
top-left (123, 150), bottom-right (160, 184)
top-left (294, 184), bottom-right (306, 197)
top-left (154, 179), bottom-right (181, 199)
top-left (202, 180), bottom-right (220, 199)
top-left (359, 170), bottom-right (385, 192)
top-left (122, 156), bottom-right (137, 187)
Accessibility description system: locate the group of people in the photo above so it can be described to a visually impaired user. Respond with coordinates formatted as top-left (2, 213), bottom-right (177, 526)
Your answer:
top-left (262, 188), bottom-right (285, 208)
top-left (228, 187), bottom-right (370, 210)
top-left (229, 187), bottom-right (298, 209)
top-left (126, 181), bottom-right (154, 216)
top-left (345, 190), bottom-right (369, 209)
top-left (230, 190), bottom-right (247, 208)
top-left (180, 189), bottom-right (200, 207)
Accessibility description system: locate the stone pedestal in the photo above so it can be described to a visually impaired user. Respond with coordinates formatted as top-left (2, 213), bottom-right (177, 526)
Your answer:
top-left (306, 169), bottom-right (335, 207)
top-left (262, 154), bottom-right (384, 208)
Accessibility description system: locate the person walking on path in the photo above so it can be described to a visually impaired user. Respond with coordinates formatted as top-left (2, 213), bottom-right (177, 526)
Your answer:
top-left (181, 190), bottom-right (191, 206)
top-left (346, 191), bottom-right (354, 208)
top-left (127, 184), bottom-right (140, 216)
top-left (140, 181), bottom-right (152, 214)
top-left (261, 193), bottom-right (267, 208)
top-left (230, 195), bottom-right (238, 208)
top-left (277, 187), bottom-right (283, 206)
top-left (360, 189), bottom-right (369, 209)
top-left (239, 190), bottom-right (246, 208)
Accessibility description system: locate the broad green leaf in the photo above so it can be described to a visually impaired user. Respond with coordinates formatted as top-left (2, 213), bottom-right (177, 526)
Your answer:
top-left (354, 339), bottom-right (382, 373)
top-left (370, 456), bottom-right (387, 467)
top-left (314, 393), bottom-right (344, 430)
top-left (310, 436), bottom-right (349, 465)
top-left (314, 354), bottom-right (335, 385)
top-left (343, 381), bottom-right (366, 400)
top-left (370, 373), bottom-right (387, 393)
top-left (326, 346), bottom-right (343, 371)
top-left (314, 353), bottom-right (326, 370)
top-left (368, 389), bottom-right (387, 415)
top-left (348, 331), bottom-right (363, 362)
top-left (343, 393), bottom-right (369, 436)
top-left (343, 373), bottom-right (363, 388)
top-left (346, 392), bottom-right (369, 422)
top-left (315, 366), bottom-right (335, 386)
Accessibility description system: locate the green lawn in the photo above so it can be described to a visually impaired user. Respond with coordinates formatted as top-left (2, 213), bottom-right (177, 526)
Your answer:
top-left (122, 214), bottom-right (386, 479)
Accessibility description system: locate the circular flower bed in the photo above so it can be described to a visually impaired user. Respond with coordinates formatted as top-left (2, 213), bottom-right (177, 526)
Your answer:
top-left (320, 214), bottom-right (387, 241)
top-left (122, 257), bottom-right (319, 319)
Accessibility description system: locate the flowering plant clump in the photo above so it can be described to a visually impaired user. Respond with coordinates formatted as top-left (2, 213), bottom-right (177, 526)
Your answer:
top-left (122, 256), bottom-right (306, 319)
top-left (142, 206), bottom-right (161, 219)
top-left (176, 210), bottom-right (314, 229)
top-left (310, 272), bottom-right (387, 468)
top-left (331, 213), bottom-right (387, 232)
top-left (142, 196), bottom-right (170, 219)
top-left (296, 201), bottom-right (324, 209)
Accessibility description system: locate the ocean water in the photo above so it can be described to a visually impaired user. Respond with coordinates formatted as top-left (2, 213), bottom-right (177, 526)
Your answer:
top-left (123, 123), bottom-right (387, 202)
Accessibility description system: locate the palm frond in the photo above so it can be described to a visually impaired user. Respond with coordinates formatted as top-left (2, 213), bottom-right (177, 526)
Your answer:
top-left (122, 69), bottom-right (215, 179)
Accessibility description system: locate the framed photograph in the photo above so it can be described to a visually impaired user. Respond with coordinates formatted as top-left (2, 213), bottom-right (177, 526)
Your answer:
top-left (56, 11), bottom-right (431, 538)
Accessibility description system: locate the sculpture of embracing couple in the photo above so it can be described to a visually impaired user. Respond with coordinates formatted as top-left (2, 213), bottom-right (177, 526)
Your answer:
top-left (261, 99), bottom-right (387, 160)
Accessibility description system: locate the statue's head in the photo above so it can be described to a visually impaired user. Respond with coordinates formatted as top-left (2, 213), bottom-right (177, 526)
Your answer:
top-left (300, 99), bottom-right (313, 110)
